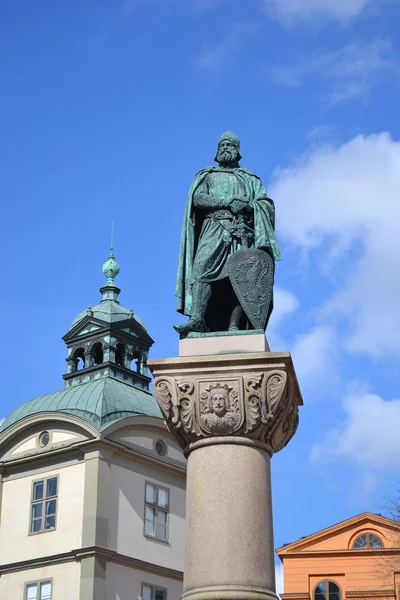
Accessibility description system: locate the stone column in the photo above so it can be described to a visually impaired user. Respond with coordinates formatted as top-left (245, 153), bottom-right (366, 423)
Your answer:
top-left (149, 348), bottom-right (302, 600)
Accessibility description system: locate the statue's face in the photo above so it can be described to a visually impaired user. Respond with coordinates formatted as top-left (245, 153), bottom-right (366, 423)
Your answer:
top-left (216, 140), bottom-right (239, 165)
top-left (211, 391), bottom-right (228, 416)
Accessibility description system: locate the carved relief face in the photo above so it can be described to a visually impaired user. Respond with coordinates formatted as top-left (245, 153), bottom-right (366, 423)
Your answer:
top-left (211, 391), bottom-right (229, 417)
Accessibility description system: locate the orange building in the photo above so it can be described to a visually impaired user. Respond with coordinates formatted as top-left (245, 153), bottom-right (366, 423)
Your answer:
top-left (277, 512), bottom-right (400, 600)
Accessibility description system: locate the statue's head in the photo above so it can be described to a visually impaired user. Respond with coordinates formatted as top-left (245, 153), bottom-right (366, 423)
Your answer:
top-left (209, 385), bottom-right (230, 417)
top-left (214, 131), bottom-right (242, 166)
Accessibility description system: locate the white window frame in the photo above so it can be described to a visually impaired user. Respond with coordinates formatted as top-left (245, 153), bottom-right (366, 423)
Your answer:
top-left (29, 475), bottom-right (58, 535)
top-left (143, 482), bottom-right (170, 542)
top-left (24, 578), bottom-right (52, 600)
top-left (141, 582), bottom-right (167, 600)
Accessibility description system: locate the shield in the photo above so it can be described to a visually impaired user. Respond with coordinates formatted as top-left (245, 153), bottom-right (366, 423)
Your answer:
top-left (227, 249), bottom-right (274, 330)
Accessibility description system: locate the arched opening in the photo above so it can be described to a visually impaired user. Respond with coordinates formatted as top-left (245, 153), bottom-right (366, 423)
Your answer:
top-left (130, 350), bottom-right (143, 374)
top-left (91, 342), bottom-right (104, 366)
top-left (72, 348), bottom-right (85, 371)
top-left (353, 532), bottom-right (383, 549)
top-left (314, 580), bottom-right (341, 600)
top-left (115, 343), bottom-right (126, 367)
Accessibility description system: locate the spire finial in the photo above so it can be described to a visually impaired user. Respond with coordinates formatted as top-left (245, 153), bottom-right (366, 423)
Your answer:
top-left (102, 221), bottom-right (120, 284)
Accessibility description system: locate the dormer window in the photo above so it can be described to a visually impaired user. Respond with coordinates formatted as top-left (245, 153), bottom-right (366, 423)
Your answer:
top-left (353, 533), bottom-right (383, 549)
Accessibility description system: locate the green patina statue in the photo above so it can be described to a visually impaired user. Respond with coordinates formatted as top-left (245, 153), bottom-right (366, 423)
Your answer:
top-left (174, 131), bottom-right (281, 336)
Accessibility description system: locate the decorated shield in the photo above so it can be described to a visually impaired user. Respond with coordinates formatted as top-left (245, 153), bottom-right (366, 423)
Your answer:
top-left (227, 248), bottom-right (274, 330)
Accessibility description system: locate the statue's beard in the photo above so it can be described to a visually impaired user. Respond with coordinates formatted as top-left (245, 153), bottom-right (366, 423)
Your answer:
top-left (217, 148), bottom-right (239, 166)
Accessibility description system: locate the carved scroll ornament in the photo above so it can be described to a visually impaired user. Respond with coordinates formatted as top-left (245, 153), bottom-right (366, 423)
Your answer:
top-left (153, 369), bottom-right (299, 453)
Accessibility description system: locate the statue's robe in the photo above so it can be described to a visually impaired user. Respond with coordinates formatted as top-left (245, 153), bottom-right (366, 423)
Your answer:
top-left (175, 166), bottom-right (281, 323)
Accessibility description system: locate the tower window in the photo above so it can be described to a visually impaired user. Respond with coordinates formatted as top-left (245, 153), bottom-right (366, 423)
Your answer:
top-left (91, 342), bottom-right (103, 366)
top-left (116, 343), bottom-right (126, 367)
top-left (353, 533), bottom-right (383, 548)
top-left (72, 348), bottom-right (85, 371)
top-left (131, 350), bottom-right (143, 373)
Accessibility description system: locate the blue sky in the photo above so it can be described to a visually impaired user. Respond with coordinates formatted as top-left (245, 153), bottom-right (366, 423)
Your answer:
top-left (1, 0), bottom-right (400, 588)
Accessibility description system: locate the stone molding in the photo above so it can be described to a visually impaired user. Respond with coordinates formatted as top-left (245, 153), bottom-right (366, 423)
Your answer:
top-left (181, 584), bottom-right (279, 600)
top-left (0, 545), bottom-right (184, 581)
top-left (149, 352), bottom-right (302, 455)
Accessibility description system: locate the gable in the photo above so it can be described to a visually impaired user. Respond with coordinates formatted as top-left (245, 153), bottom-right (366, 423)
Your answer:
top-left (277, 513), bottom-right (400, 555)
top-left (63, 316), bottom-right (109, 342)
top-left (121, 327), bottom-right (139, 337)
top-left (104, 418), bottom-right (186, 470)
top-left (0, 416), bottom-right (97, 463)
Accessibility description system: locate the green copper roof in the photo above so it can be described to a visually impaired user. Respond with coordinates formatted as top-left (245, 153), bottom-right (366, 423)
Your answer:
top-left (0, 377), bottom-right (162, 433)
top-left (70, 300), bottom-right (146, 330)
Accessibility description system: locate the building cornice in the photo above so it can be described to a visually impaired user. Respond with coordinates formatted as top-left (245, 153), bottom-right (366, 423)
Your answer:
top-left (278, 547), bottom-right (400, 559)
top-left (345, 591), bottom-right (394, 597)
top-left (0, 546), bottom-right (184, 581)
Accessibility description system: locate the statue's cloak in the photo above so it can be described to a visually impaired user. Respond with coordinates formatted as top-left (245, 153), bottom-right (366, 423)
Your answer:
top-left (175, 166), bottom-right (282, 316)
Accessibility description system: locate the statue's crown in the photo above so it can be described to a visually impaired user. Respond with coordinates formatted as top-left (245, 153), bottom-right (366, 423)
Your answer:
top-left (209, 383), bottom-right (230, 395)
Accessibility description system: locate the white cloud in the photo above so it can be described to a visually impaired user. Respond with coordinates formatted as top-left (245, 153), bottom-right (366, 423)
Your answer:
top-left (269, 287), bottom-right (299, 327)
top-left (311, 391), bottom-right (400, 470)
top-left (291, 326), bottom-right (337, 387)
top-left (275, 563), bottom-right (284, 596)
top-left (269, 132), bottom-right (400, 358)
top-left (270, 40), bottom-right (396, 103)
top-left (267, 292), bottom-right (337, 387)
top-left (267, 287), bottom-right (299, 350)
top-left (262, 0), bottom-right (393, 26)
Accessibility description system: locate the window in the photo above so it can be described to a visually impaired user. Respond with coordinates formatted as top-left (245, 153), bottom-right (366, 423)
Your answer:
top-left (314, 581), bottom-right (341, 600)
top-left (144, 483), bottom-right (169, 541)
top-left (30, 477), bottom-right (58, 534)
top-left (155, 439), bottom-right (167, 456)
top-left (39, 432), bottom-right (50, 448)
top-left (142, 583), bottom-right (166, 600)
top-left (353, 532), bottom-right (383, 548)
top-left (25, 580), bottom-right (52, 600)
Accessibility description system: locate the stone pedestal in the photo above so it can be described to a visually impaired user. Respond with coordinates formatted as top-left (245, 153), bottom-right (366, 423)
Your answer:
top-left (149, 342), bottom-right (302, 600)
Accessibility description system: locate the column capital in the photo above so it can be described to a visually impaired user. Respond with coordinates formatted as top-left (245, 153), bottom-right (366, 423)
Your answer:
top-left (149, 351), bottom-right (303, 456)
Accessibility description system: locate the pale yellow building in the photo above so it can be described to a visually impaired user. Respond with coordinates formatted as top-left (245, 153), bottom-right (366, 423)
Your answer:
top-left (0, 253), bottom-right (186, 600)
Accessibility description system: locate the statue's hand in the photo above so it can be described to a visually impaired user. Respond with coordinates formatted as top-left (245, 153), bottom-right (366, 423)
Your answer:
top-left (231, 198), bottom-right (247, 214)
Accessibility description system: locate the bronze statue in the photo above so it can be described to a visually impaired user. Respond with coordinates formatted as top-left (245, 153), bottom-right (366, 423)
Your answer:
top-left (174, 131), bottom-right (281, 335)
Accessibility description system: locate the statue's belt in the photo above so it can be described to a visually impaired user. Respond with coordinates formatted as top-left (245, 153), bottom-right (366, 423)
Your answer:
top-left (205, 211), bottom-right (254, 239)
top-left (206, 209), bottom-right (234, 219)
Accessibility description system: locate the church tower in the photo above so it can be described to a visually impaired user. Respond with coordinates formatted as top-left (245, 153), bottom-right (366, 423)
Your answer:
top-left (0, 252), bottom-right (186, 600)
